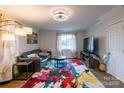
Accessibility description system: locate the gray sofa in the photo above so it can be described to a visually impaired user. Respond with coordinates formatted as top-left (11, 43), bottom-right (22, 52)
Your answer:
top-left (17, 49), bottom-right (52, 71)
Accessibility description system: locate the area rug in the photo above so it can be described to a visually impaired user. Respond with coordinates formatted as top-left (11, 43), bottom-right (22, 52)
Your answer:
top-left (22, 59), bottom-right (104, 88)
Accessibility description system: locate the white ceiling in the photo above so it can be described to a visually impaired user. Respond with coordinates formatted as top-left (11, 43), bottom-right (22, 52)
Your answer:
top-left (0, 5), bottom-right (115, 32)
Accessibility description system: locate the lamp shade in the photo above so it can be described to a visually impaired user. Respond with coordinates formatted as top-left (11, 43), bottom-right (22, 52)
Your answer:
top-left (22, 27), bottom-right (32, 34)
top-left (2, 33), bottom-right (15, 41)
top-left (15, 28), bottom-right (27, 36)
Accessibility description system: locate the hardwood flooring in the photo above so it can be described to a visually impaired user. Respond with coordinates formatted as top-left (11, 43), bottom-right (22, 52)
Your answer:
top-left (0, 68), bottom-right (124, 88)
top-left (90, 68), bottom-right (124, 88)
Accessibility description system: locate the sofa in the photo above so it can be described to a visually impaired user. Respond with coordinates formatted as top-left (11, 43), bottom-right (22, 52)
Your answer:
top-left (17, 49), bottom-right (52, 72)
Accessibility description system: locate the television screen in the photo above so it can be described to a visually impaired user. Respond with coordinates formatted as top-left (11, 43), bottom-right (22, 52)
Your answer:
top-left (83, 38), bottom-right (89, 52)
top-left (94, 38), bottom-right (99, 55)
top-left (83, 37), bottom-right (99, 55)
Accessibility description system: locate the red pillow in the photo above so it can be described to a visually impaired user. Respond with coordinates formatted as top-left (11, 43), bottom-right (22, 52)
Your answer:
top-left (41, 49), bottom-right (47, 52)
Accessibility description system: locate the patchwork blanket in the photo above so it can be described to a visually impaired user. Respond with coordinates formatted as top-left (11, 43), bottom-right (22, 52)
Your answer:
top-left (22, 59), bottom-right (104, 88)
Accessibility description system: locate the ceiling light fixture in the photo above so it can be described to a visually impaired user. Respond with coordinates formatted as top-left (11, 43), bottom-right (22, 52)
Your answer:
top-left (15, 27), bottom-right (33, 36)
top-left (15, 28), bottom-right (27, 36)
top-left (53, 9), bottom-right (69, 21)
top-left (1, 20), bottom-right (15, 41)
top-left (22, 27), bottom-right (33, 34)
top-left (2, 33), bottom-right (15, 41)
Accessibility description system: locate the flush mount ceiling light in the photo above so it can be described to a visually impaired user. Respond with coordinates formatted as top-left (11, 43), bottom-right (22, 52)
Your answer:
top-left (53, 9), bottom-right (69, 21)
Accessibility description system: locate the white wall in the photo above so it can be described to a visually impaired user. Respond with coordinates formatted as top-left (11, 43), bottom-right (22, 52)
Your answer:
top-left (39, 30), bottom-right (87, 57)
top-left (87, 23), bottom-right (108, 57)
top-left (17, 28), bottom-right (40, 55)
top-left (87, 6), bottom-right (124, 57)
top-left (39, 31), bottom-right (57, 56)
top-left (87, 6), bottom-right (124, 82)
top-left (76, 31), bottom-right (87, 57)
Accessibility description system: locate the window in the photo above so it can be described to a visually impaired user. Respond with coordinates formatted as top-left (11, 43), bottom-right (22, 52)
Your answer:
top-left (57, 33), bottom-right (76, 52)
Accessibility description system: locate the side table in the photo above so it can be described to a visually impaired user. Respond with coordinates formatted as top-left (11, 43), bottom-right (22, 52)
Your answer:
top-left (13, 61), bottom-right (34, 80)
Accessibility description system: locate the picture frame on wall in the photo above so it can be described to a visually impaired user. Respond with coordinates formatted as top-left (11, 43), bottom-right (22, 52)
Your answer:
top-left (27, 32), bottom-right (38, 44)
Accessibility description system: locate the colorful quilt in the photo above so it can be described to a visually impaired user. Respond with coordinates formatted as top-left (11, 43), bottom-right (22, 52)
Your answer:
top-left (22, 59), bottom-right (104, 88)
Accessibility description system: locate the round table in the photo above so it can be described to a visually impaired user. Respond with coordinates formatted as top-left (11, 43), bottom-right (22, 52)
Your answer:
top-left (54, 56), bottom-right (66, 68)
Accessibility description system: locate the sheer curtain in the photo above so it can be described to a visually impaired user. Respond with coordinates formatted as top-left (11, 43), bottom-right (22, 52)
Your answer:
top-left (57, 33), bottom-right (77, 58)
top-left (0, 17), bottom-right (16, 82)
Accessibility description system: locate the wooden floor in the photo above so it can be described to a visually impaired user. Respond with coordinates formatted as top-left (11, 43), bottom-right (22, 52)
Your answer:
top-left (0, 80), bottom-right (26, 88)
top-left (90, 68), bottom-right (124, 88)
top-left (0, 68), bottom-right (124, 88)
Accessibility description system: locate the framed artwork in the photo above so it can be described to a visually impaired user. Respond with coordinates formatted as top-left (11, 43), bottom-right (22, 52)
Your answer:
top-left (27, 32), bottom-right (38, 44)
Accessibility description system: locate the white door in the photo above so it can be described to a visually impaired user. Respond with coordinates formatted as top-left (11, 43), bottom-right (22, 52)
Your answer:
top-left (108, 21), bottom-right (124, 82)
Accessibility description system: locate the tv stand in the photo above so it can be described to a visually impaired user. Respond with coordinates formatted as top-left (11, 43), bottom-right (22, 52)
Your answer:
top-left (80, 51), bottom-right (99, 68)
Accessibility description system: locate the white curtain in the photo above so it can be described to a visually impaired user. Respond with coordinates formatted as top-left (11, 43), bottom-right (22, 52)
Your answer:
top-left (0, 21), bottom-right (16, 82)
top-left (57, 33), bottom-right (77, 58)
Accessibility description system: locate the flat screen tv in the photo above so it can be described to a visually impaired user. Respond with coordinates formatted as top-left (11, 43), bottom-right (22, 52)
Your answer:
top-left (83, 37), bottom-right (99, 55)
top-left (83, 38), bottom-right (90, 52)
